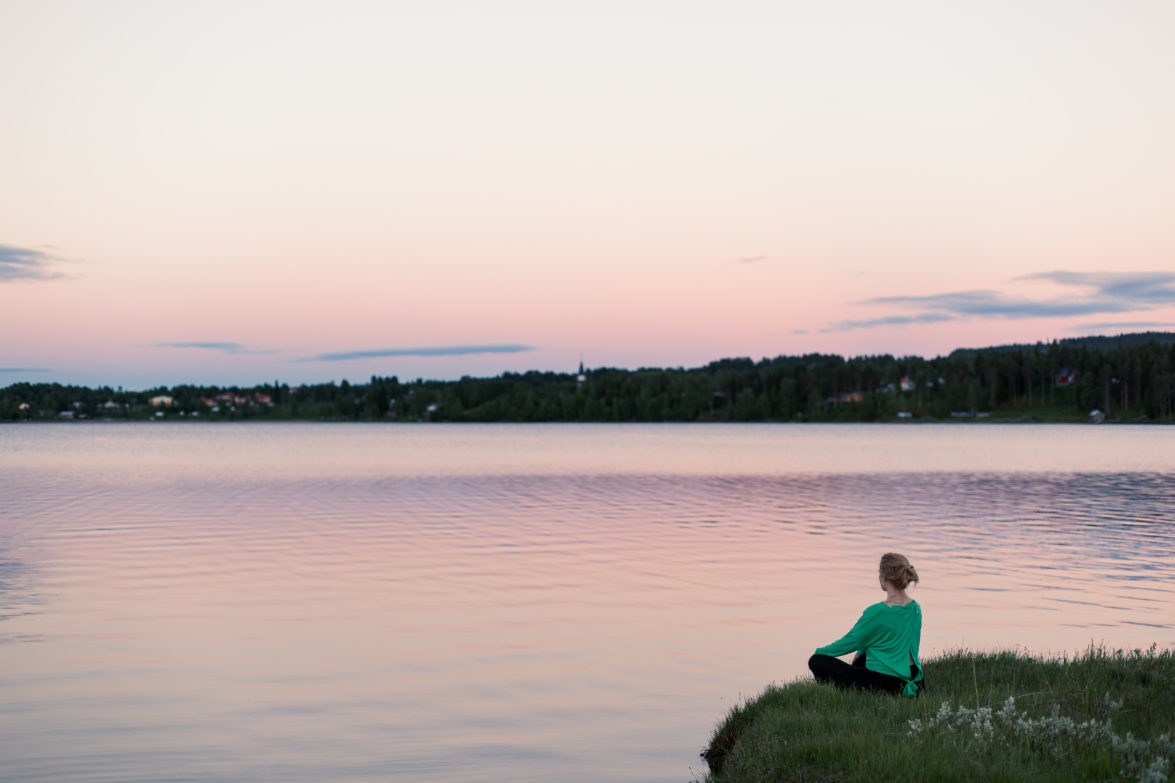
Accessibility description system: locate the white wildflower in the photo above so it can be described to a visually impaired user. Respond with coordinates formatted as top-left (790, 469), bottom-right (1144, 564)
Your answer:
top-left (909, 696), bottom-right (1168, 783)
top-left (1139, 756), bottom-right (1168, 783)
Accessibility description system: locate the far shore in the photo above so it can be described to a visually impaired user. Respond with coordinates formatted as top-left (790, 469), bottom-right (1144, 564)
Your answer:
top-left (3, 413), bottom-right (1166, 425)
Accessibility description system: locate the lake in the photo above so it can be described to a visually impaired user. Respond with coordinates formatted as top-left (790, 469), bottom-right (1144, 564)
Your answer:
top-left (1, 423), bottom-right (1173, 782)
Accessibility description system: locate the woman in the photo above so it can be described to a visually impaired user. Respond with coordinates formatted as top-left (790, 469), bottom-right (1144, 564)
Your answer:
top-left (808, 552), bottom-right (923, 696)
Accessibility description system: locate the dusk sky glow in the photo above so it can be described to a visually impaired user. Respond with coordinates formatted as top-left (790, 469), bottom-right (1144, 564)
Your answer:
top-left (3, 1), bottom-right (1174, 388)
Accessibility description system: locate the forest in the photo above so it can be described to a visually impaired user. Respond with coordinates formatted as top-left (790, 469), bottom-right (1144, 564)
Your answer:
top-left (4, 333), bottom-right (1175, 423)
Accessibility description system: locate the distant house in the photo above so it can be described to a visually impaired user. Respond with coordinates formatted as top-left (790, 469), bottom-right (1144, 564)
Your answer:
top-left (253, 393), bottom-right (274, 406)
top-left (1055, 369), bottom-right (1078, 387)
top-left (149, 395), bottom-right (175, 407)
top-left (101, 400), bottom-right (121, 410)
top-left (210, 392), bottom-right (249, 409)
top-left (827, 391), bottom-right (865, 405)
top-left (900, 376), bottom-right (916, 392)
top-left (897, 411), bottom-right (913, 419)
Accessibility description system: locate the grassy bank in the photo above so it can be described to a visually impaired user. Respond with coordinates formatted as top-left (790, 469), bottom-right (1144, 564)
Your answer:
top-left (701, 646), bottom-right (1174, 783)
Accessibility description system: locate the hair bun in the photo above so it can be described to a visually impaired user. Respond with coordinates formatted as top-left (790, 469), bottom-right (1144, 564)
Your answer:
top-left (880, 552), bottom-right (918, 589)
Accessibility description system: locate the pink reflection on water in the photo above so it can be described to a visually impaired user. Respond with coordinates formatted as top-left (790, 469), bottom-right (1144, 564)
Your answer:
top-left (0, 424), bottom-right (1173, 782)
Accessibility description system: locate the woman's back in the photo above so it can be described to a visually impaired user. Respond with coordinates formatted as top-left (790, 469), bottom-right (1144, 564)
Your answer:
top-left (808, 553), bottom-right (923, 696)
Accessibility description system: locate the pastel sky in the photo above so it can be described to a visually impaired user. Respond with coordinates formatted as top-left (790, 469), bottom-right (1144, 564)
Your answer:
top-left (3, 1), bottom-right (1174, 388)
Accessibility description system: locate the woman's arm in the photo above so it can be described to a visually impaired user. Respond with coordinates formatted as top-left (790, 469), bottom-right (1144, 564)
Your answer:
top-left (813, 607), bottom-right (876, 657)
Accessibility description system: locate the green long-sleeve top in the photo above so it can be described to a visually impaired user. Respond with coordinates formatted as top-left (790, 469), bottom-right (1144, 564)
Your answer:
top-left (814, 600), bottom-right (923, 696)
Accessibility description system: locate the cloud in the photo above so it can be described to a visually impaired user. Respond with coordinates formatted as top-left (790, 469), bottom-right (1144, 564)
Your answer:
top-left (297, 344), bottom-right (537, 362)
top-left (821, 312), bottom-right (957, 333)
top-left (857, 290), bottom-right (1135, 319)
top-left (1017, 271), bottom-right (1175, 304)
top-left (0, 244), bottom-right (67, 281)
top-left (155, 342), bottom-right (279, 355)
top-left (0, 367), bottom-right (52, 373)
top-left (1069, 321), bottom-right (1175, 333)
top-left (734, 255), bottom-right (767, 264)
top-left (820, 270), bottom-right (1175, 333)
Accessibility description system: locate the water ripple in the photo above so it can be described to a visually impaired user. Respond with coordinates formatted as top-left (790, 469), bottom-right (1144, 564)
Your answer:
top-left (1, 426), bottom-right (1173, 783)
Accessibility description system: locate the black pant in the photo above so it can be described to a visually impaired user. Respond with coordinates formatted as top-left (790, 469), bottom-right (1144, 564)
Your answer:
top-left (808, 653), bottom-right (909, 694)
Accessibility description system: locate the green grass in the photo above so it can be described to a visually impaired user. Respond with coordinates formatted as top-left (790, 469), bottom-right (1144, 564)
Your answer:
top-left (700, 645), bottom-right (1175, 783)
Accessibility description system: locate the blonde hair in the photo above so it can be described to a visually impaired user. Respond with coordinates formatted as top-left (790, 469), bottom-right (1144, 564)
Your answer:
top-left (880, 552), bottom-right (919, 590)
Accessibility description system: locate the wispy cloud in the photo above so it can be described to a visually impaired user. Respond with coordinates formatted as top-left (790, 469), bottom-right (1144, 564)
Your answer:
top-left (821, 312), bottom-right (957, 333)
top-left (297, 344), bottom-right (536, 362)
top-left (155, 342), bottom-right (280, 355)
top-left (857, 291), bottom-right (1134, 319)
top-left (1069, 321), bottom-right (1175, 333)
top-left (1018, 271), bottom-right (1175, 304)
top-left (0, 367), bottom-right (53, 373)
top-left (0, 244), bottom-right (67, 281)
top-left (821, 270), bottom-right (1175, 333)
top-left (734, 255), bottom-right (767, 265)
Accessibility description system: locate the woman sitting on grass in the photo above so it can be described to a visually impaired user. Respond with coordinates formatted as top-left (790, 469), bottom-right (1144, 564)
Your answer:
top-left (808, 552), bottom-right (924, 696)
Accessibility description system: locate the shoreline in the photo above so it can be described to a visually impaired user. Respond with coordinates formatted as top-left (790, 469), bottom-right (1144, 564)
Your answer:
top-left (3, 416), bottom-right (1168, 425)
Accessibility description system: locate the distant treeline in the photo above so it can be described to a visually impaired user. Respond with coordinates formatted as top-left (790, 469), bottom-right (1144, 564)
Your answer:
top-left (949, 330), bottom-right (1175, 357)
top-left (5, 333), bottom-right (1175, 423)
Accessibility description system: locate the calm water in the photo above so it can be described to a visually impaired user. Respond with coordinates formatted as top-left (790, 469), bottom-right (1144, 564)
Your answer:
top-left (2, 423), bottom-right (1173, 782)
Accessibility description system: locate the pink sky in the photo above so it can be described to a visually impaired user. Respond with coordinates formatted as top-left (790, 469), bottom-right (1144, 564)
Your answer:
top-left (3, 1), bottom-right (1174, 388)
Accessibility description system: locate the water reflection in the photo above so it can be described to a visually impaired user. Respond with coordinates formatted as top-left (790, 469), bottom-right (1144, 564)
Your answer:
top-left (0, 424), bottom-right (1173, 782)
